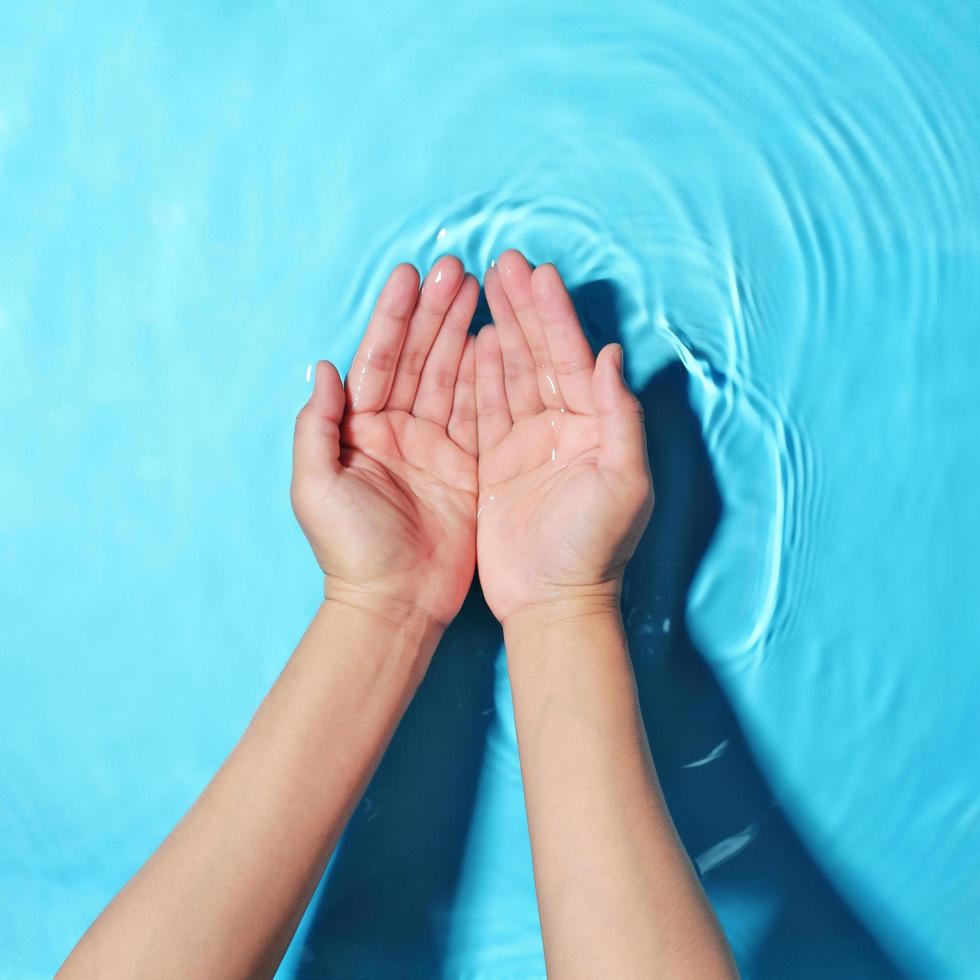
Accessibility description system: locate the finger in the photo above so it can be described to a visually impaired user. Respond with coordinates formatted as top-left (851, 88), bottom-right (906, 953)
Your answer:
top-left (413, 273), bottom-right (479, 427)
top-left (448, 335), bottom-right (478, 457)
top-left (593, 344), bottom-right (651, 491)
top-left (293, 360), bottom-right (345, 493)
top-left (484, 265), bottom-right (544, 419)
top-left (386, 255), bottom-right (465, 412)
top-left (475, 325), bottom-right (512, 452)
top-left (496, 249), bottom-right (564, 410)
top-left (530, 262), bottom-right (596, 414)
top-left (346, 263), bottom-right (420, 413)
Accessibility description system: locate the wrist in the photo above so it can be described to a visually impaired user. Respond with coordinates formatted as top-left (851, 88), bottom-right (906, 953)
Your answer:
top-left (501, 586), bottom-right (624, 637)
top-left (322, 579), bottom-right (445, 647)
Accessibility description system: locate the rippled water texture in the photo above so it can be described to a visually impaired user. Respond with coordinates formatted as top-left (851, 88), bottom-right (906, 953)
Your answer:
top-left (2, 3), bottom-right (979, 977)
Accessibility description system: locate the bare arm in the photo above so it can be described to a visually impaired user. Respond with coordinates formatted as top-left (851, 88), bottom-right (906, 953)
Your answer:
top-left (477, 250), bottom-right (737, 978)
top-left (59, 257), bottom-right (481, 978)
top-left (59, 599), bottom-right (439, 979)
top-left (505, 601), bottom-right (735, 978)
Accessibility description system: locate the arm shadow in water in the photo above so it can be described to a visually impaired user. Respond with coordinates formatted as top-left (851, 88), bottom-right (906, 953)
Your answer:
top-left (293, 577), bottom-right (501, 978)
top-left (575, 279), bottom-right (923, 979)
top-left (294, 288), bottom-right (504, 978)
top-left (296, 279), bottom-right (925, 979)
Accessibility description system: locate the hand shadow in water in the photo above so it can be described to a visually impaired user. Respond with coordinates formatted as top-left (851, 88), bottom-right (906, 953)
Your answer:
top-left (575, 279), bottom-right (921, 979)
top-left (296, 280), bottom-right (923, 979)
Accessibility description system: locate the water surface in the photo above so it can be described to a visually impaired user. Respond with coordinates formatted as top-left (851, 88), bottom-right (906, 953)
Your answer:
top-left (1, 2), bottom-right (979, 976)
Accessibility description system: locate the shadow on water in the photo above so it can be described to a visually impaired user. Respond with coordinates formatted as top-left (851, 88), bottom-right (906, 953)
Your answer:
top-left (294, 579), bottom-right (500, 978)
top-left (297, 280), bottom-right (912, 978)
top-left (578, 280), bottom-right (911, 979)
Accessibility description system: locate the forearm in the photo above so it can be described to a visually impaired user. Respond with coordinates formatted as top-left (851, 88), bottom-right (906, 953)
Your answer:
top-left (59, 597), bottom-right (440, 980)
top-left (504, 599), bottom-right (736, 979)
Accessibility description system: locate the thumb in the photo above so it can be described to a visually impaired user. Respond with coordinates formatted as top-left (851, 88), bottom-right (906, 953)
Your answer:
top-left (592, 344), bottom-right (651, 484)
top-left (292, 360), bottom-right (345, 489)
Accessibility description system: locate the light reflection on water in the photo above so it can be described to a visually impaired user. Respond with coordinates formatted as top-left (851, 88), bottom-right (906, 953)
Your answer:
top-left (1, 2), bottom-right (978, 977)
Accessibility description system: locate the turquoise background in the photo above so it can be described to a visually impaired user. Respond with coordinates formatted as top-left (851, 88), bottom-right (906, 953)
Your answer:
top-left (2, 2), bottom-right (979, 976)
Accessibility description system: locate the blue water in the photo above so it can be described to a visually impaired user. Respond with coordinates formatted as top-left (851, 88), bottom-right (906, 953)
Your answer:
top-left (2, 2), bottom-right (979, 977)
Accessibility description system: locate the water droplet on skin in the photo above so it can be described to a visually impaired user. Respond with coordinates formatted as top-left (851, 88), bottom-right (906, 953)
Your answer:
top-left (549, 414), bottom-right (562, 462)
top-left (544, 372), bottom-right (558, 395)
top-left (351, 355), bottom-right (371, 408)
top-left (477, 494), bottom-right (496, 519)
top-left (434, 268), bottom-right (443, 284)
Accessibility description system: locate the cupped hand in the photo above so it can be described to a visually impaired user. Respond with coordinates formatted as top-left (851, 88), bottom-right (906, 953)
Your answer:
top-left (475, 250), bottom-right (654, 623)
top-left (292, 257), bottom-right (480, 627)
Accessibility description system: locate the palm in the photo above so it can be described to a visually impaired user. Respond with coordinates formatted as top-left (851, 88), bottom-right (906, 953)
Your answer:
top-left (475, 251), bottom-right (653, 622)
top-left (477, 409), bottom-right (617, 618)
top-left (323, 411), bottom-right (476, 620)
top-left (293, 259), bottom-right (481, 626)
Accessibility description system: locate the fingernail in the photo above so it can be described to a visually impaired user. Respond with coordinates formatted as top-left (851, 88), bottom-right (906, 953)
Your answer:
top-left (312, 361), bottom-right (326, 394)
top-left (614, 344), bottom-right (625, 376)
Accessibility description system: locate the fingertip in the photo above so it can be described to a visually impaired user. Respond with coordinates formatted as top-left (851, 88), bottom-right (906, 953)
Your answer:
top-left (483, 264), bottom-right (504, 307)
top-left (476, 322), bottom-right (500, 352)
top-left (327, 357), bottom-right (346, 380)
top-left (497, 249), bottom-right (532, 280)
top-left (603, 342), bottom-right (624, 373)
top-left (592, 344), bottom-right (623, 410)
top-left (391, 261), bottom-right (420, 282)
top-left (529, 262), bottom-right (562, 300)
top-left (440, 253), bottom-right (464, 274)
top-left (389, 261), bottom-right (421, 296)
top-left (458, 272), bottom-right (480, 303)
top-left (312, 359), bottom-right (345, 415)
top-left (425, 254), bottom-right (464, 290)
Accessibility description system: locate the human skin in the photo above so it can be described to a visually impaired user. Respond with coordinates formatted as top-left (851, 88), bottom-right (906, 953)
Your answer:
top-left (58, 251), bottom-right (737, 979)
top-left (477, 249), bottom-right (738, 978)
top-left (57, 256), bottom-right (481, 979)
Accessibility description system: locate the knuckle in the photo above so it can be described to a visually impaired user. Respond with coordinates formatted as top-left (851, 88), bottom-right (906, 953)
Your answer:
top-left (398, 349), bottom-right (427, 376)
top-left (453, 403), bottom-right (478, 422)
top-left (502, 357), bottom-right (532, 381)
top-left (624, 395), bottom-right (645, 423)
top-left (365, 347), bottom-right (398, 372)
top-left (430, 367), bottom-right (457, 389)
top-left (554, 356), bottom-right (591, 376)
